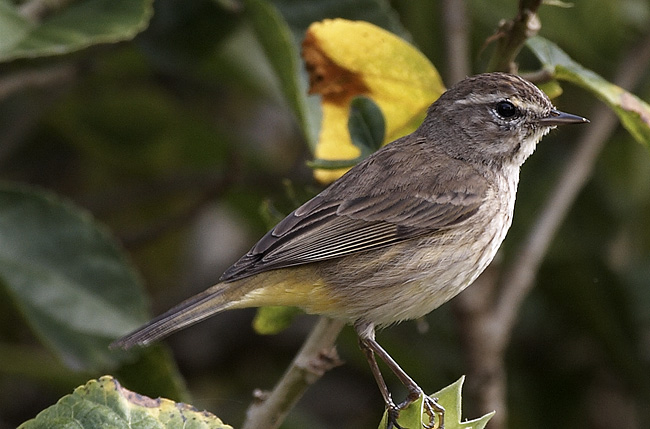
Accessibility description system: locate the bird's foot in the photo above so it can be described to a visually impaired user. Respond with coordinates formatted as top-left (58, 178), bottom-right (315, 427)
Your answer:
top-left (421, 395), bottom-right (444, 429)
top-left (385, 400), bottom-right (406, 429)
top-left (389, 390), bottom-right (444, 429)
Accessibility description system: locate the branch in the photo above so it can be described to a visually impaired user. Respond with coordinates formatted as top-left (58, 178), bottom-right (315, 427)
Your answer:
top-left (242, 317), bottom-right (345, 429)
top-left (494, 28), bottom-right (650, 344)
top-left (455, 30), bottom-right (650, 429)
top-left (486, 0), bottom-right (543, 72)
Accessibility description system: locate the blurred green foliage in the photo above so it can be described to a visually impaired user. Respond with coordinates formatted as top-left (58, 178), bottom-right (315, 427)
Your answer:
top-left (1, 0), bottom-right (649, 428)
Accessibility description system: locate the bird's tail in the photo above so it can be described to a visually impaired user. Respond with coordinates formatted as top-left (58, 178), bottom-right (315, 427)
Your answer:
top-left (110, 283), bottom-right (238, 350)
top-left (111, 266), bottom-right (329, 350)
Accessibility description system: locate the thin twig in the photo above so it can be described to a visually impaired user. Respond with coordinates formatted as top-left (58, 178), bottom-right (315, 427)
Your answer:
top-left (440, 0), bottom-right (471, 84)
top-left (242, 317), bottom-right (345, 429)
top-left (486, 0), bottom-right (543, 72)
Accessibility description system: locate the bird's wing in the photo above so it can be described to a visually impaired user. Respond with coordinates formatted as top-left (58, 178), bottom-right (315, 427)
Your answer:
top-left (220, 143), bottom-right (488, 282)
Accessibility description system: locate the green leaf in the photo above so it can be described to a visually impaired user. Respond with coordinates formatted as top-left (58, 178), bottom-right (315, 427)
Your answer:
top-left (0, 0), bottom-right (154, 62)
top-left (0, 184), bottom-right (149, 371)
top-left (18, 376), bottom-right (232, 429)
top-left (244, 0), bottom-right (317, 147)
top-left (348, 96), bottom-right (386, 157)
top-left (526, 36), bottom-right (650, 146)
top-left (378, 376), bottom-right (495, 429)
top-left (253, 305), bottom-right (302, 335)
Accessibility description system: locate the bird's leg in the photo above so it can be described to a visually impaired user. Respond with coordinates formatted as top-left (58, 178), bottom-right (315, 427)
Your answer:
top-left (355, 321), bottom-right (445, 429)
top-left (358, 336), bottom-right (404, 429)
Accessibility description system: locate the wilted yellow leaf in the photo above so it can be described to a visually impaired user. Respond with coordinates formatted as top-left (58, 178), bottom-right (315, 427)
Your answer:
top-left (302, 19), bottom-right (445, 183)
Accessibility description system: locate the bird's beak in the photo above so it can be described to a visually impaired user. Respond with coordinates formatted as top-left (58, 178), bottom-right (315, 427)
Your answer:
top-left (539, 109), bottom-right (589, 126)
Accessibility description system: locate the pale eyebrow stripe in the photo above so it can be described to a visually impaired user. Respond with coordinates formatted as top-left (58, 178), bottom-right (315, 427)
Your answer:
top-left (454, 93), bottom-right (506, 105)
top-left (455, 95), bottom-right (542, 111)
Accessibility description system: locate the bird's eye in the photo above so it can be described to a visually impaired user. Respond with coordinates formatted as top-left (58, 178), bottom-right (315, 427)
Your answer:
top-left (496, 101), bottom-right (517, 118)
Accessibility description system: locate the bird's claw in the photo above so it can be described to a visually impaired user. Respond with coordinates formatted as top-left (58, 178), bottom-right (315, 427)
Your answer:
top-left (386, 403), bottom-right (406, 429)
top-left (385, 393), bottom-right (444, 429)
top-left (422, 395), bottom-right (444, 429)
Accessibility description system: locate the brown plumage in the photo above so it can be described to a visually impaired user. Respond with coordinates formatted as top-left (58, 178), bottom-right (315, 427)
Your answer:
top-left (112, 72), bottom-right (587, 429)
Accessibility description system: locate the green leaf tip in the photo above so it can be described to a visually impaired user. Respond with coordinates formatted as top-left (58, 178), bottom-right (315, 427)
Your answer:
top-left (377, 376), bottom-right (495, 429)
top-left (253, 305), bottom-right (302, 335)
top-left (527, 36), bottom-right (650, 147)
top-left (19, 375), bottom-right (233, 429)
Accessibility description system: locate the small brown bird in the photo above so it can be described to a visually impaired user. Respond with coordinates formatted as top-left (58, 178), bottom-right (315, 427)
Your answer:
top-left (113, 73), bottom-right (588, 429)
